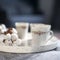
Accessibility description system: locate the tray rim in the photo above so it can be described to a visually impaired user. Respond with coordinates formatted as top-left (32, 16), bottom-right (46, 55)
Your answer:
top-left (0, 36), bottom-right (58, 53)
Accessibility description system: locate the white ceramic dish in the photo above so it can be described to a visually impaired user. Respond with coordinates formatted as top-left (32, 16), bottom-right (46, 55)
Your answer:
top-left (0, 33), bottom-right (58, 53)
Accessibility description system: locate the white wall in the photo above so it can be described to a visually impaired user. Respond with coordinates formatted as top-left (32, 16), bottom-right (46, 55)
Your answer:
top-left (39, 0), bottom-right (55, 23)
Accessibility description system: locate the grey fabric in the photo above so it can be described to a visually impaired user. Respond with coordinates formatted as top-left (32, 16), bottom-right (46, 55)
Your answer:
top-left (0, 51), bottom-right (60, 60)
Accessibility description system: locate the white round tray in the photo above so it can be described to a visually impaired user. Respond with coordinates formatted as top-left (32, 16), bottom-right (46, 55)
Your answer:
top-left (0, 33), bottom-right (58, 53)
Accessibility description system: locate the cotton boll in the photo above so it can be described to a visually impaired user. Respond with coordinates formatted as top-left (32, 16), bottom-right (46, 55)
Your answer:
top-left (1, 24), bottom-right (6, 29)
top-left (0, 24), bottom-right (7, 33)
top-left (5, 33), bottom-right (11, 41)
top-left (12, 28), bottom-right (17, 34)
top-left (1, 30), bottom-right (6, 33)
top-left (4, 40), bottom-right (12, 46)
top-left (11, 33), bottom-right (18, 41)
top-left (0, 38), bottom-right (3, 43)
top-left (1, 28), bottom-right (8, 33)
top-left (1, 24), bottom-right (7, 32)
top-left (0, 38), bottom-right (5, 46)
top-left (7, 28), bottom-right (17, 34)
top-left (0, 37), bottom-right (4, 43)
top-left (13, 39), bottom-right (22, 46)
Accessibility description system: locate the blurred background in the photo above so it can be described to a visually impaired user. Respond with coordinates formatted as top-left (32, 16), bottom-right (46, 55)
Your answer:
top-left (0, 0), bottom-right (60, 31)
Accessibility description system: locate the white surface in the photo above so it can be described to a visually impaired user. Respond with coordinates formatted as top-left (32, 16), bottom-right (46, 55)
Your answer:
top-left (0, 33), bottom-right (58, 53)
